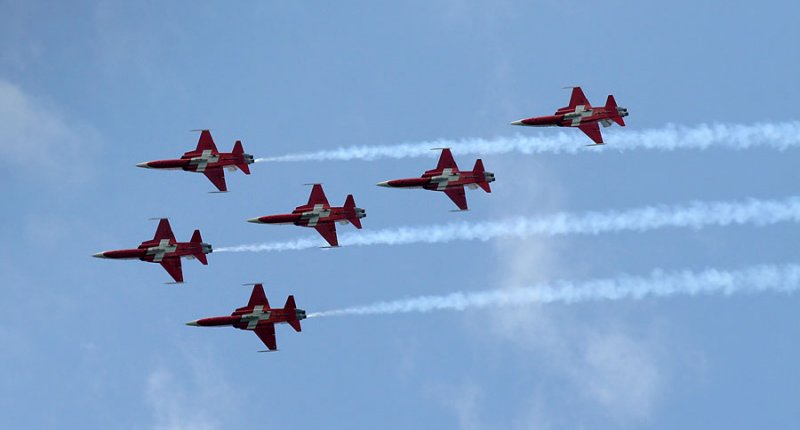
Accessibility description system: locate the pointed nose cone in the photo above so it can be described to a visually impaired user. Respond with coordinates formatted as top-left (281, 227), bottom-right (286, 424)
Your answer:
top-left (92, 252), bottom-right (108, 259)
top-left (510, 119), bottom-right (525, 126)
top-left (185, 320), bottom-right (200, 326)
top-left (247, 217), bottom-right (262, 224)
top-left (136, 162), bottom-right (151, 168)
top-left (376, 180), bottom-right (391, 187)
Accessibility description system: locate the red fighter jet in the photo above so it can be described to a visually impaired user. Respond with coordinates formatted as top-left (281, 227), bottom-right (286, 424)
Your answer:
top-left (93, 218), bottom-right (212, 283)
top-left (510, 86), bottom-right (629, 145)
top-left (376, 148), bottom-right (495, 211)
top-left (136, 130), bottom-right (254, 192)
top-left (247, 184), bottom-right (366, 247)
top-left (186, 283), bottom-right (306, 352)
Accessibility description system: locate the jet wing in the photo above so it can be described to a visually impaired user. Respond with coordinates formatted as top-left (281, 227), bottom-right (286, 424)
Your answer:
top-left (202, 167), bottom-right (228, 192)
top-left (567, 87), bottom-right (591, 109)
top-left (196, 130), bottom-right (219, 153)
top-left (578, 122), bottom-right (604, 144)
top-left (153, 218), bottom-right (176, 242)
top-left (307, 184), bottom-right (330, 206)
top-left (314, 222), bottom-right (339, 247)
top-left (254, 323), bottom-right (277, 351)
top-left (443, 186), bottom-right (468, 210)
top-left (160, 257), bottom-right (183, 283)
top-left (247, 284), bottom-right (270, 308)
top-left (436, 148), bottom-right (458, 171)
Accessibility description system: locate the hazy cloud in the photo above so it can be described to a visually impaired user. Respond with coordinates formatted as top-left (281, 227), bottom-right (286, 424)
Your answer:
top-left (0, 78), bottom-right (100, 182)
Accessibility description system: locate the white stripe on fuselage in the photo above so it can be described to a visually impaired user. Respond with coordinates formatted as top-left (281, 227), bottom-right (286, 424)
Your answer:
top-left (301, 203), bottom-right (331, 227)
top-left (564, 105), bottom-right (593, 126)
top-left (243, 305), bottom-right (272, 329)
top-left (431, 168), bottom-right (460, 190)
top-left (189, 150), bottom-right (220, 172)
top-left (146, 239), bottom-right (177, 262)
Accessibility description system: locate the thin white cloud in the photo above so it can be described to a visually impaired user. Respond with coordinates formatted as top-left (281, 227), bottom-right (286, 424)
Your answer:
top-left (484, 160), bottom-right (667, 426)
top-left (143, 350), bottom-right (237, 430)
top-left (0, 79), bottom-right (101, 182)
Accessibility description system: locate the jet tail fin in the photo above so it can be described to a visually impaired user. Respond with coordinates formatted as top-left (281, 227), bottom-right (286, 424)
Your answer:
top-left (190, 230), bottom-right (208, 264)
top-left (343, 194), bottom-right (363, 229)
top-left (284, 295), bottom-right (302, 332)
top-left (605, 95), bottom-right (626, 126)
top-left (472, 159), bottom-right (492, 193)
top-left (232, 140), bottom-right (251, 174)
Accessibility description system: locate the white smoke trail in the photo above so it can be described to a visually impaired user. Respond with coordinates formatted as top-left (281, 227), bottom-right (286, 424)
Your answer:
top-left (308, 263), bottom-right (800, 317)
top-left (254, 122), bottom-right (800, 162)
top-left (215, 196), bottom-right (800, 253)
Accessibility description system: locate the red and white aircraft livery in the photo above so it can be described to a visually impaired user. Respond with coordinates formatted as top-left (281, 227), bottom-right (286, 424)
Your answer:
top-left (93, 218), bottom-right (212, 283)
top-left (510, 87), bottom-right (629, 145)
top-left (186, 283), bottom-right (306, 351)
top-left (247, 184), bottom-right (366, 248)
top-left (136, 130), bottom-right (254, 192)
top-left (376, 148), bottom-right (495, 211)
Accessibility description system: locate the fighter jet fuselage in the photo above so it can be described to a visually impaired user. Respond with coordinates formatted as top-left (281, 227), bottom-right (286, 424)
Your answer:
top-left (248, 184), bottom-right (366, 247)
top-left (251, 204), bottom-right (366, 227)
top-left (95, 235), bottom-right (211, 262)
top-left (93, 219), bottom-right (212, 283)
top-left (137, 130), bottom-right (254, 192)
top-left (511, 87), bottom-right (628, 145)
top-left (139, 149), bottom-right (254, 173)
top-left (377, 148), bottom-right (495, 210)
top-left (188, 306), bottom-right (307, 330)
top-left (187, 284), bottom-right (305, 351)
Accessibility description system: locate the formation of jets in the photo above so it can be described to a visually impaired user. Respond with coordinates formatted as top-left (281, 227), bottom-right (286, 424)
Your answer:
top-left (95, 87), bottom-right (628, 350)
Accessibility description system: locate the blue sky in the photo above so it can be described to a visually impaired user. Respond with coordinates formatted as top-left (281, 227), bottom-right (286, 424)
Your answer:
top-left (1, 1), bottom-right (799, 429)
